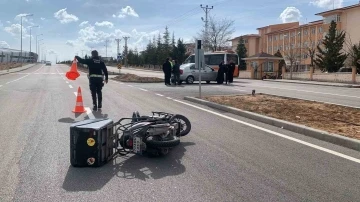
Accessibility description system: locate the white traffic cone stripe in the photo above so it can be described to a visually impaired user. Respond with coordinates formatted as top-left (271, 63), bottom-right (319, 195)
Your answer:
top-left (76, 102), bottom-right (84, 106)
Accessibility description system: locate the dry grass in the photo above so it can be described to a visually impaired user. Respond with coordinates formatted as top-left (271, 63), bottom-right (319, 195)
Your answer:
top-left (112, 73), bottom-right (164, 83)
top-left (203, 94), bottom-right (360, 140)
top-left (0, 63), bottom-right (23, 71)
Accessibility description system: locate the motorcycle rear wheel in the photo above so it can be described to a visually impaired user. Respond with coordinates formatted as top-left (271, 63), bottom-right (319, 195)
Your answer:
top-left (169, 114), bottom-right (191, 136)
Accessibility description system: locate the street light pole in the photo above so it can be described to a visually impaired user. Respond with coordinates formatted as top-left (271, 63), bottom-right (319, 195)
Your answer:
top-left (20, 14), bottom-right (33, 66)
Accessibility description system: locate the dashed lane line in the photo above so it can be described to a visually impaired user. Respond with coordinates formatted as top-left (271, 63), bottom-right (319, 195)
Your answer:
top-left (69, 85), bottom-right (73, 89)
top-left (155, 93), bottom-right (164, 97)
top-left (138, 88), bottom-right (148, 92)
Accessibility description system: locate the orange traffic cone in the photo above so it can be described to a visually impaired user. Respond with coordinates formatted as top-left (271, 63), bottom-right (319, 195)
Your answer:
top-left (66, 58), bottom-right (80, 80)
top-left (72, 87), bottom-right (87, 113)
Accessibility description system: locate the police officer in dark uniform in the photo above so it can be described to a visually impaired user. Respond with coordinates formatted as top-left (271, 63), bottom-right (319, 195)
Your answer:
top-left (75, 50), bottom-right (108, 111)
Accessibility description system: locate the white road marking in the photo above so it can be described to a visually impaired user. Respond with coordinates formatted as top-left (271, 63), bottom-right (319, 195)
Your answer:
top-left (34, 73), bottom-right (40, 74)
top-left (172, 99), bottom-right (360, 164)
top-left (127, 85), bottom-right (134, 87)
top-left (85, 107), bottom-right (95, 119)
top-left (69, 85), bottom-right (73, 88)
top-left (166, 97), bottom-right (172, 99)
top-left (233, 89), bottom-right (246, 92)
top-left (156, 93), bottom-right (164, 97)
top-left (66, 81), bottom-right (69, 84)
top-left (0, 85), bottom-right (2, 87)
top-left (32, 65), bottom-right (44, 73)
top-left (74, 92), bottom-right (77, 96)
top-left (5, 74), bottom-right (30, 84)
top-left (138, 88), bottom-right (148, 91)
top-left (250, 85), bottom-right (360, 99)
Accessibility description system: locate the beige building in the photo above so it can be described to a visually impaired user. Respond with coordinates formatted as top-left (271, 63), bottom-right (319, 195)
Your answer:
top-left (232, 3), bottom-right (360, 74)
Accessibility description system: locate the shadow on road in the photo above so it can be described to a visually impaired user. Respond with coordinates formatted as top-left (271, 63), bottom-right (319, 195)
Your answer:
top-left (62, 142), bottom-right (195, 192)
top-left (58, 117), bottom-right (75, 123)
top-left (93, 109), bottom-right (108, 119)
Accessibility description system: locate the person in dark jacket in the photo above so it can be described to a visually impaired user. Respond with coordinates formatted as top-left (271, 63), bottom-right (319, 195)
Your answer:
top-left (227, 60), bottom-right (236, 84)
top-left (172, 60), bottom-right (181, 85)
top-left (75, 50), bottom-right (108, 111)
top-left (216, 61), bottom-right (226, 84)
top-left (162, 57), bottom-right (172, 85)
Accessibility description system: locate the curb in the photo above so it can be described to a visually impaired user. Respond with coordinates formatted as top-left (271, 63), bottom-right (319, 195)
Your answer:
top-left (184, 96), bottom-right (360, 152)
top-left (0, 63), bottom-right (37, 76)
top-left (263, 79), bottom-right (360, 88)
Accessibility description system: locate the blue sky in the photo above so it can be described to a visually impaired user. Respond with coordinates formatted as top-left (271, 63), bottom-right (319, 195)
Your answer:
top-left (0, 0), bottom-right (358, 63)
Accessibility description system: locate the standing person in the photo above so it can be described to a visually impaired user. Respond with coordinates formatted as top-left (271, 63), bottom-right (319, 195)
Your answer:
top-left (224, 61), bottom-right (229, 85)
top-left (216, 61), bottom-right (226, 84)
top-left (172, 60), bottom-right (181, 85)
top-left (227, 59), bottom-right (236, 84)
top-left (75, 50), bottom-right (108, 111)
top-left (162, 57), bottom-right (172, 85)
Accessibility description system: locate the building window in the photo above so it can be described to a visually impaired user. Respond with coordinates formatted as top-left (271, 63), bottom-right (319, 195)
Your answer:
top-left (311, 28), bottom-right (316, 34)
top-left (303, 29), bottom-right (308, 36)
top-left (279, 45), bottom-right (283, 50)
top-left (269, 36), bottom-right (272, 42)
top-left (319, 27), bottom-right (323, 33)
top-left (280, 34), bottom-right (283, 40)
top-left (274, 35), bottom-right (277, 41)
top-left (268, 46), bottom-right (272, 53)
top-left (264, 62), bottom-right (274, 72)
top-left (304, 42), bottom-right (309, 47)
top-left (303, 54), bottom-right (308, 59)
top-left (244, 39), bottom-right (248, 43)
top-left (291, 32), bottom-right (296, 37)
top-left (274, 46), bottom-right (278, 51)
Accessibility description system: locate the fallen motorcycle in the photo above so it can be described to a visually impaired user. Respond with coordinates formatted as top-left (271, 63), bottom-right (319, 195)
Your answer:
top-left (70, 111), bottom-right (192, 167)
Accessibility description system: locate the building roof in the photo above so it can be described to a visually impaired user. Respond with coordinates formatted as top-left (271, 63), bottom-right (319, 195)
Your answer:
top-left (315, 3), bottom-right (360, 15)
top-left (256, 22), bottom-right (298, 30)
top-left (265, 26), bottom-right (299, 35)
top-left (242, 52), bottom-right (283, 60)
top-left (230, 34), bottom-right (260, 41)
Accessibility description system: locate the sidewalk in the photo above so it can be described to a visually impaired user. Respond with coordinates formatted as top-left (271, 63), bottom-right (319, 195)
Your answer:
top-left (263, 79), bottom-right (360, 88)
top-left (0, 63), bottom-right (37, 76)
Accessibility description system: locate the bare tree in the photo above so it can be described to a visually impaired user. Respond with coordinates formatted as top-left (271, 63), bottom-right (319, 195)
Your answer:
top-left (197, 15), bottom-right (235, 51)
top-left (283, 44), bottom-right (301, 79)
top-left (343, 32), bottom-right (360, 73)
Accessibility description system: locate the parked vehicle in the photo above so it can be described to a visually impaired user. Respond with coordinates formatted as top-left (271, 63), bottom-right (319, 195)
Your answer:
top-left (46, 61), bottom-right (51, 66)
top-left (171, 63), bottom-right (218, 84)
top-left (183, 50), bottom-right (240, 77)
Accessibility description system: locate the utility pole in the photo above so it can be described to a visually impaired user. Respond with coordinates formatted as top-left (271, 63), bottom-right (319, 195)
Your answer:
top-left (123, 36), bottom-right (130, 66)
top-left (115, 38), bottom-right (121, 56)
top-left (104, 39), bottom-right (109, 57)
top-left (200, 4), bottom-right (213, 52)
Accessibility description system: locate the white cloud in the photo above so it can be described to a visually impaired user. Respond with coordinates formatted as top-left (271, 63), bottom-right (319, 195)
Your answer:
top-left (79, 21), bottom-right (89, 27)
top-left (41, 17), bottom-right (45, 20)
top-left (6, 21), bottom-right (11, 24)
top-left (0, 41), bottom-right (10, 48)
top-left (4, 24), bottom-right (29, 38)
top-left (66, 40), bottom-right (75, 47)
top-left (0, 21), bottom-right (2, 27)
top-left (279, 7), bottom-right (302, 23)
top-left (95, 21), bottom-right (114, 28)
top-left (54, 8), bottom-right (79, 24)
top-left (310, 0), bottom-right (343, 9)
top-left (113, 6), bottom-right (139, 18)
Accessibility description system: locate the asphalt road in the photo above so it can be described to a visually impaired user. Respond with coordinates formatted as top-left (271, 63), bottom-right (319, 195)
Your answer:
top-left (0, 64), bottom-right (359, 202)
top-left (111, 66), bottom-right (360, 108)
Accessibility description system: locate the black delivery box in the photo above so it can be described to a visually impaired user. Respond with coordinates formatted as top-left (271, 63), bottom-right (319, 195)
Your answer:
top-left (70, 118), bottom-right (115, 167)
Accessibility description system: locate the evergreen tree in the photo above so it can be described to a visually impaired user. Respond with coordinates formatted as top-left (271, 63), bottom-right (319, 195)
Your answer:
top-left (84, 54), bottom-right (88, 59)
top-left (156, 32), bottom-right (163, 64)
top-left (163, 26), bottom-right (171, 58)
top-left (314, 20), bottom-right (347, 72)
top-left (351, 42), bottom-right (360, 73)
top-left (171, 32), bottom-right (175, 48)
top-left (236, 36), bottom-right (247, 70)
top-left (274, 49), bottom-right (285, 77)
top-left (176, 38), bottom-right (186, 64)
